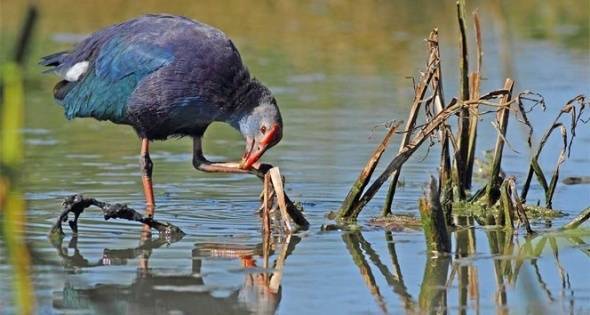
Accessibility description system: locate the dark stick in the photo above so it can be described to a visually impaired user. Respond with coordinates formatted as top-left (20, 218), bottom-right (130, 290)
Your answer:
top-left (50, 194), bottom-right (185, 238)
top-left (508, 178), bottom-right (534, 235)
top-left (520, 95), bottom-right (587, 207)
top-left (455, 0), bottom-right (470, 197)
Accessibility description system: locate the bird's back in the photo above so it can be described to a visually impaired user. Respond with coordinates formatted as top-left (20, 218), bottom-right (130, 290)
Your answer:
top-left (41, 14), bottom-right (251, 136)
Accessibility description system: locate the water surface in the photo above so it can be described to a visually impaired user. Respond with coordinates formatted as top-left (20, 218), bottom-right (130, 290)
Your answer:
top-left (1, 1), bottom-right (589, 314)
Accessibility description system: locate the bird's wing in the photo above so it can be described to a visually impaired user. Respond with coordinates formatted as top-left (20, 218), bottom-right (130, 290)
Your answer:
top-left (44, 26), bottom-right (174, 122)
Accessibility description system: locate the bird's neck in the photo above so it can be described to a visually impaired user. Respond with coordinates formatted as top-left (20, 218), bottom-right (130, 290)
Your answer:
top-left (225, 79), bottom-right (269, 131)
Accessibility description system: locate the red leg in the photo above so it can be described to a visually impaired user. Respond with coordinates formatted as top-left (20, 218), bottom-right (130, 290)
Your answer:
top-left (140, 138), bottom-right (155, 216)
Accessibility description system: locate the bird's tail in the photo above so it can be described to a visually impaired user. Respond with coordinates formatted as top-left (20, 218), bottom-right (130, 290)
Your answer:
top-left (40, 51), bottom-right (74, 101)
top-left (39, 51), bottom-right (69, 68)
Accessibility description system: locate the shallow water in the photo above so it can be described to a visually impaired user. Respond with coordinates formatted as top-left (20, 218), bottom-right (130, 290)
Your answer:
top-left (1, 1), bottom-right (590, 314)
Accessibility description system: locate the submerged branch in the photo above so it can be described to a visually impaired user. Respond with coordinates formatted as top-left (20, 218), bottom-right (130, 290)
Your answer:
top-left (50, 194), bottom-right (185, 239)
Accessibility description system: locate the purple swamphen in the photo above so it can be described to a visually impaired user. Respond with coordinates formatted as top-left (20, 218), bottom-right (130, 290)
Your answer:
top-left (41, 14), bottom-right (283, 214)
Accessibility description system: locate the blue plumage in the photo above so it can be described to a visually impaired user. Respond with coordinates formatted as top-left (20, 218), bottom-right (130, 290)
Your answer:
top-left (62, 36), bottom-right (174, 122)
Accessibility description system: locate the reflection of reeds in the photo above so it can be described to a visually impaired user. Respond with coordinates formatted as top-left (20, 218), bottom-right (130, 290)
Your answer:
top-left (342, 231), bottom-right (416, 313)
top-left (385, 232), bottom-right (416, 310)
top-left (418, 255), bottom-right (450, 314)
top-left (342, 232), bottom-right (388, 313)
top-left (339, 227), bottom-right (588, 313)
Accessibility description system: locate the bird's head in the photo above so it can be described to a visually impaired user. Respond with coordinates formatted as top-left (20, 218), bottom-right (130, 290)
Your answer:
top-left (237, 93), bottom-right (283, 170)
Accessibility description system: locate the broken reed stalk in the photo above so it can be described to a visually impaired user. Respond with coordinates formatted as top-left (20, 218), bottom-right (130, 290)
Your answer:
top-left (342, 96), bottom-right (514, 224)
top-left (427, 30), bottom-right (454, 226)
top-left (562, 206), bottom-right (590, 230)
top-left (498, 180), bottom-right (514, 228)
top-left (508, 179), bottom-right (534, 235)
top-left (252, 164), bottom-right (309, 228)
top-left (339, 99), bottom-right (468, 221)
top-left (262, 173), bottom-right (272, 235)
top-left (419, 177), bottom-right (451, 253)
top-left (485, 78), bottom-right (514, 207)
top-left (498, 177), bottom-right (534, 234)
top-left (382, 34), bottom-right (440, 217)
top-left (454, 0), bottom-right (470, 198)
top-left (464, 10), bottom-right (483, 190)
top-left (338, 124), bottom-right (400, 219)
top-left (269, 167), bottom-right (293, 233)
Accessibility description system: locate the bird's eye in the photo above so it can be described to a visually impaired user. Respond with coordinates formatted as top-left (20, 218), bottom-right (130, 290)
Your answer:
top-left (260, 126), bottom-right (267, 134)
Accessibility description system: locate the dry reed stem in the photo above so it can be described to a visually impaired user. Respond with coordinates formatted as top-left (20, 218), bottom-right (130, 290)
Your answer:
top-left (465, 10), bottom-right (483, 190)
top-left (269, 167), bottom-right (293, 233)
top-left (508, 178), bottom-right (534, 235)
top-left (485, 79), bottom-right (514, 207)
top-left (346, 99), bottom-right (467, 219)
top-left (427, 29), bottom-right (455, 226)
top-left (562, 206), bottom-right (590, 230)
top-left (419, 177), bottom-right (451, 253)
top-left (338, 123), bottom-right (400, 219)
top-left (382, 29), bottom-right (441, 216)
top-left (455, 0), bottom-right (471, 197)
top-left (262, 173), bottom-right (272, 235)
top-left (521, 95), bottom-right (588, 208)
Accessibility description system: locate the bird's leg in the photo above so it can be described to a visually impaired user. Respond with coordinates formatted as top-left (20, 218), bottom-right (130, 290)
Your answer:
top-left (192, 136), bottom-right (258, 174)
top-left (140, 138), bottom-right (155, 216)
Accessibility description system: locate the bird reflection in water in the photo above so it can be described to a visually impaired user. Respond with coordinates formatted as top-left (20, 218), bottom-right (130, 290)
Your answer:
top-left (50, 232), bottom-right (300, 315)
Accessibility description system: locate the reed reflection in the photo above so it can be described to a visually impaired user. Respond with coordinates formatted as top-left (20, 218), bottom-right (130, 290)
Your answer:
top-left (341, 228), bottom-right (589, 314)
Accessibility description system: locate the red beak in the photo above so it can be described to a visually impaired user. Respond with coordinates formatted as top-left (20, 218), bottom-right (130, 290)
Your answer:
top-left (240, 124), bottom-right (280, 169)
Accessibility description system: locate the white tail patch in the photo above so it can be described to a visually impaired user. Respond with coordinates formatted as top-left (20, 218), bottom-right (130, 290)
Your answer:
top-left (64, 61), bottom-right (89, 82)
